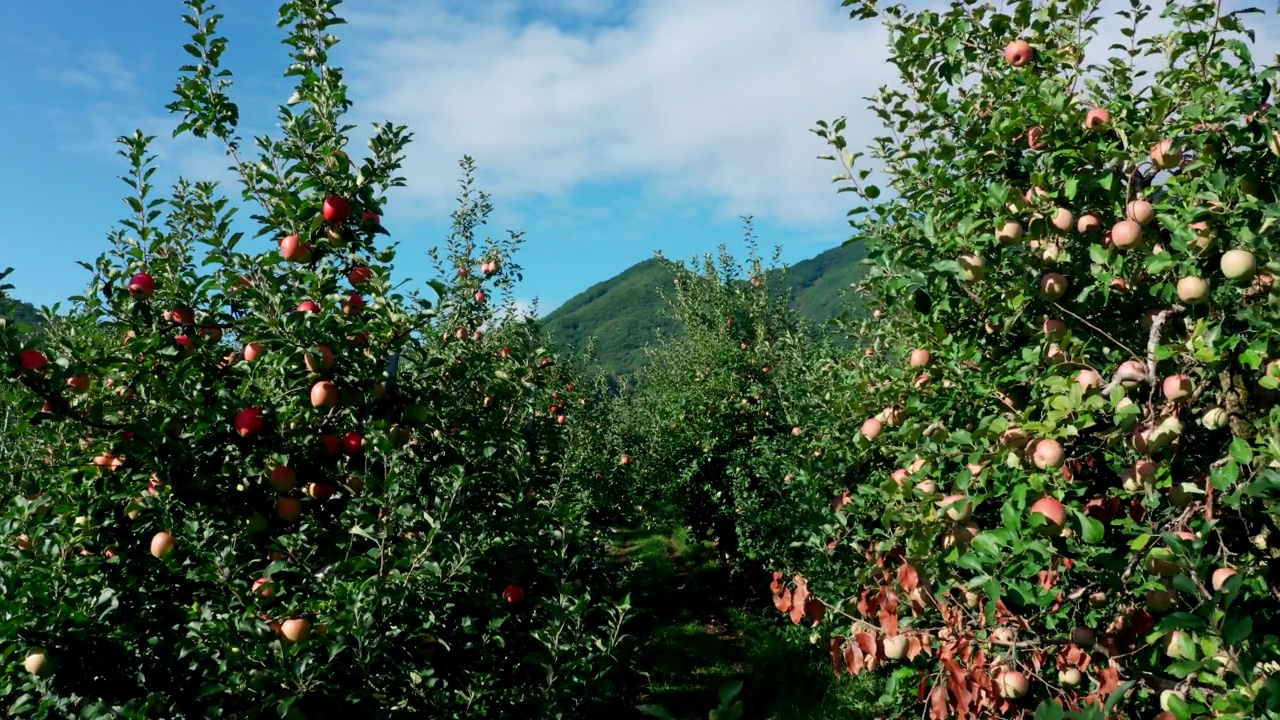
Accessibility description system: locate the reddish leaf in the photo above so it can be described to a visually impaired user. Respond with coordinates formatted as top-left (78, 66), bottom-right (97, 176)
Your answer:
top-left (929, 683), bottom-right (949, 720)
top-left (880, 588), bottom-right (900, 636)
top-left (880, 602), bottom-right (899, 637)
top-left (1097, 662), bottom-right (1122, 697)
top-left (806, 597), bottom-right (826, 626)
top-left (907, 634), bottom-right (923, 660)
top-left (790, 582), bottom-right (810, 625)
top-left (898, 562), bottom-right (920, 592)
top-left (828, 637), bottom-right (845, 676)
top-left (855, 630), bottom-right (879, 671)
top-left (857, 588), bottom-right (876, 618)
top-left (1064, 646), bottom-right (1083, 665)
top-left (833, 489), bottom-right (852, 512)
top-left (907, 587), bottom-right (928, 617)
top-left (845, 641), bottom-right (865, 675)
top-left (774, 587), bottom-right (792, 614)
top-left (769, 571), bottom-right (784, 596)
top-left (918, 631), bottom-right (935, 657)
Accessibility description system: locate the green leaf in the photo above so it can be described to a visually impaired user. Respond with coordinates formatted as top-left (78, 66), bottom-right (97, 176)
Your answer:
top-left (1229, 438), bottom-right (1254, 465)
top-left (1073, 509), bottom-right (1104, 543)
top-left (1034, 700), bottom-right (1066, 720)
top-left (1223, 615), bottom-right (1252, 645)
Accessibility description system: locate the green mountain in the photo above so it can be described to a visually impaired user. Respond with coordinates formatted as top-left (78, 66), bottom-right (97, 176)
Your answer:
top-left (0, 297), bottom-right (41, 331)
top-left (543, 241), bottom-right (868, 382)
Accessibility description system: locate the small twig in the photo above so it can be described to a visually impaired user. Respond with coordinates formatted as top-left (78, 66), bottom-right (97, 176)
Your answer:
top-left (1052, 303), bottom-right (1140, 359)
top-left (1145, 305), bottom-right (1186, 387)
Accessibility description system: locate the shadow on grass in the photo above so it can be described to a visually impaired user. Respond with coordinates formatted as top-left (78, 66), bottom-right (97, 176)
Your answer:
top-left (600, 527), bottom-right (905, 720)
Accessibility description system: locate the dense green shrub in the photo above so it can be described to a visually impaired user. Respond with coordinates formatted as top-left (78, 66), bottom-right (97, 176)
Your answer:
top-left (767, 1), bottom-right (1280, 718)
top-left (0, 3), bottom-right (628, 717)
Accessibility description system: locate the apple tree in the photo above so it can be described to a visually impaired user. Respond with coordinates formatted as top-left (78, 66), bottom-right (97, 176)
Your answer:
top-left (0, 2), bottom-right (630, 717)
top-left (768, 0), bottom-right (1280, 718)
top-left (578, 237), bottom-right (845, 568)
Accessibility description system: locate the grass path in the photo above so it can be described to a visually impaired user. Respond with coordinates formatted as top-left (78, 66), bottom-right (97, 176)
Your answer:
top-left (597, 528), bottom-right (899, 720)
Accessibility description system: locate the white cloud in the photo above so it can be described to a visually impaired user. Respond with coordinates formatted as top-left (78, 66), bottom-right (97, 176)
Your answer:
top-left (38, 50), bottom-right (139, 95)
top-left (337, 0), bottom-right (894, 227)
top-left (334, 0), bottom-right (1280, 234)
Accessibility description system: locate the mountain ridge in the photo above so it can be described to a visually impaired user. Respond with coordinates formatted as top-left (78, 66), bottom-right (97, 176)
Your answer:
top-left (542, 241), bottom-right (867, 382)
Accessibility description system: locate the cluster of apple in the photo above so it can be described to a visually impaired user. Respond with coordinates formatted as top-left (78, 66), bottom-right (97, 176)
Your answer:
top-left (810, 31), bottom-right (1280, 715)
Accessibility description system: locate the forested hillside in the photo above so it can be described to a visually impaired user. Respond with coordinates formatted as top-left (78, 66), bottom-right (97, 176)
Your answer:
top-left (543, 240), bottom-right (866, 383)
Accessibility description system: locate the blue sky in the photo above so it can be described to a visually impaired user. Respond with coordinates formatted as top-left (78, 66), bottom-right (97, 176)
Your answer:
top-left (4, 2), bottom-right (1277, 316)
top-left (0, 0), bottom-right (888, 316)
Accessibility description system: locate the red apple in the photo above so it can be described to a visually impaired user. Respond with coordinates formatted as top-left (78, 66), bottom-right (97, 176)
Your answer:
top-left (1076, 213), bottom-right (1101, 234)
top-left (361, 211), bottom-right (380, 226)
top-left (1126, 199), bottom-right (1155, 226)
top-left (279, 234), bottom-right (312, 262)
top-left (1003, 40), bottom-right (1033, 67)
top-left (1150, 139), bottom-right (1180, 170)
top-left (252, 577), bottom-right (275, 598)
top-left (127, 272), bottom-right (155, 299)
top-left (296, 300), bottom-right (321, 314)
top-left (995, 221), bottom-right (1022, 245)
top-left (341, 293), bottom-right (365, 316)
top-left (242, 342), bottom-right (264, 363)
top-left (1039, 273), bottom-right (1068, 301)
top-left (311, 381), bottom-right (339, 408)
top-left (1027, 126), bottom-right (1046, 150)
top-left (304, 344), bottom-right (334, 375)
top-left (317, 434), bottom-right (340, 456)
top-left (908, 348), bottom-right (932, 368)
top-left (1176, 276), bottom-right (1209, 305)
top-left (174, 334), bottom-right (195, 356)
top-left (150, 531), bottom-right (175, 559)
top-left (171, 307), bottom-right (195, 325)
top-left (998, 670), bottom-right (1028, 699)
top-left (322, 196), bottom-right (350, 224)
top-left (281, 617), bottom-right (311, 643)
top-left (1029, 496), bottom-right (1066, 535)
top-left (341, 431), bottom-right (364, 455)
top-left (474, 291), bottom-right (486, 303)
top-left (347, 266), bottom-right (374, 287)
top-left (1084, 107), bottom-right (1110, 130)
top-left (307, 481), bottom-right (336, 500)
top-left (66, 375), bottom-right (91, 394)
top-left (502, 584), bottom-right (525, 603)
top-left (939, 494), bottom-right (973, 522)
top-left (861, 417), bottom-right (883, 441)
top-left (1162, 374), bottom-right (1192, 402)
top-left (1050, 207), bottom-right (1073, 232)
top-left (1032, 439), bottom-right (1064, 469)
top-left (1111, 219), bottom-right (1142, 250)
top-left (1212, 567), bottom-right (1237, 593)
top-left (276, 496), bottom-right (302, 522)
top-left (1147, 588), bottom-right (1178, 612)
top-left (269, 466), bottom-right (297, 492)
top-left (620, 455), bottom-right (632, 466)
top-left (23, 649), bottom-right (48, 676)
top-left (235, 407), bottom-right (267, 438)
top-left (17, 349), bottom-right (49, 374)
